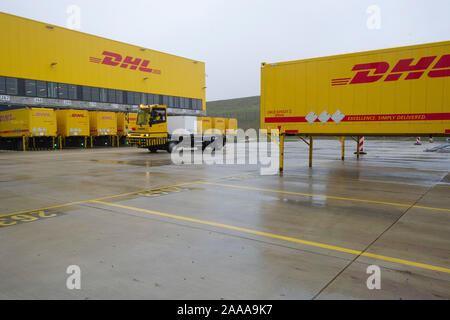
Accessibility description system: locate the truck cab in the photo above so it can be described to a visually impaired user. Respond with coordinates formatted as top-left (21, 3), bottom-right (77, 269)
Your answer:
top-left (127, 104), bottom-right (170, 152)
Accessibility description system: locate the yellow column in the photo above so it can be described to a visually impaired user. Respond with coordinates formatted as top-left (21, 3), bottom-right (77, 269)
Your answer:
top-left (279, 134), bottom-right (285, 175)
top-left (309, 136), bottom-right (313, 168)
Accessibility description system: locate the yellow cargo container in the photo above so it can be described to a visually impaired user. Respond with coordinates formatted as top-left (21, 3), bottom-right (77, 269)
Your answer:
top-left (56, 109), bottom-right (89, 137)
top-left (197, 117), bottom-right (212, 134)
top-left (89, 111), bottom-right (117, 136)
top-left (126, 113), bottom-right (137, 134)
top-left (261, 41), bottom-right (450, 136)
top-left (225, 118), bottom-right (238, 134)
top-left (0, 107), bottom-right (57, 138)
top-left (211, 118), bottom-right (226, 134)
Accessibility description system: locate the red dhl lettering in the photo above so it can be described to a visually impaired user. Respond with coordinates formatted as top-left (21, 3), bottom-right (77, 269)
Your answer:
top-left (101, 116), bottom-right (113, 120)
top-left (72, 114), bottom-right (85, 118)
top-left (89, 51), bottom-right (162, 75)
top-left (33, 113), bottom-right (51, 117)
top-left (331, 54), bottom-right (450, 86)
top-left (0, 115), bottom-right (15, 122)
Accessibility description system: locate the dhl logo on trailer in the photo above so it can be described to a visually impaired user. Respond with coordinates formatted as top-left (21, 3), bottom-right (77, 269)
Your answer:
top-left (56, 109), bottom-right (90, 137)
top-left (261, 41), bottom-right (450, 136)
top-left (89, 111), bottom-right (117, 136)
top-left (0, 108), bottom-right (57, 138)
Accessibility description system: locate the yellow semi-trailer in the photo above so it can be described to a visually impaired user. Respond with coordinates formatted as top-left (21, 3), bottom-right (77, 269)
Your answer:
top-left (0, 107), bottom-right (57, 150)
top-left (0, 12), bottom-right (205, 115)
top-left (261, 41), bottom-right (450, 172)
top-left (56, 109), bottom-right (90, 137)
top-left (56, 109), bottom-right (90, 148)
top-left (261, 41), bottom-right (450, 136)
top-left (89, 111), bottom-right (118, 147)
top-left (225, 118), bottom-right (238, 135)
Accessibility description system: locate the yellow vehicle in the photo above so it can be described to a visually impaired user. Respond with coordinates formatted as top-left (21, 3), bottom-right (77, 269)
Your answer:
top-left (127, 105), bottom-right (170, 152)
top-left (127, 105), bottom-right (223, 153)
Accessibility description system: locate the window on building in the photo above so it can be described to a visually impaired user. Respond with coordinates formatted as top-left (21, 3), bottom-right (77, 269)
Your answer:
top-left (99, 88), bottom-right (107, 103)
top-left (180, 96), bottom-right (185, 109)
top-left (158, 94), bottom-right (164, 105)
top-left (57, 83), bottom-right (68, 99)
top-left (6, 77), bottom-right (18, 95)
top-left (91, 87), bottom-right (100, 102)
top-left (126, 91), bottom-right (134, 105)
top-left (141, 92), bottom-right (147, 105)
top-left (163, 95), bottom-right (168, 106)
top-left (37, 81), bottom-right (47, 98)
top-left (134, 92), bottom-right (141, 105)
top-left (82, 86), bottom-right (91, 101)
top-left (47, 82), bottom-right (58, 98)
top-left (107, 89), bottom-right (115, 103)
top-left (116, 90), bottom-right (123, 104)
top-left (68, 85), bottom-right (77, 100)
top-left (0, 76), bottom-right (5, 94)
top-left (25, 80), bottom-right (37, 96)
top-left (168, 96), bottom-right (174, 108)
top-left (147, 93), bottom-right (153, 105)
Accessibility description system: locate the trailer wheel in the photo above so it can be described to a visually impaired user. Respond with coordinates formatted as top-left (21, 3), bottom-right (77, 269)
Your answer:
top-left (167, 141), bottom-right (177, 153)
top-left (148, 146), bottom-right (158, 153)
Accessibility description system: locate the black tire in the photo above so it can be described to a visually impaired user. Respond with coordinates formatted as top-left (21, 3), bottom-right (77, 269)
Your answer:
top-left (148, 146), bottom-right (158, 153)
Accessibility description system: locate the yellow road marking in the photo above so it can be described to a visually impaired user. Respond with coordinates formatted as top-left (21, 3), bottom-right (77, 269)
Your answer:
top-left (200, 182), bottom-right (450, 213)
top-left (0, 172), bottom-right (255, 219)
top-left (91, 200), bottom-right (450, 274)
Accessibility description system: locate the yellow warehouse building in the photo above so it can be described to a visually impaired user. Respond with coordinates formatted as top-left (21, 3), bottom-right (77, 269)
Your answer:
top-left (0, 12), bottom-right (206, 116)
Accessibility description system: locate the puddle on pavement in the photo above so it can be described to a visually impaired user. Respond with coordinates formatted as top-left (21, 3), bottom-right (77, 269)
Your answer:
top-left (90, 159), bottom-right (172, 167)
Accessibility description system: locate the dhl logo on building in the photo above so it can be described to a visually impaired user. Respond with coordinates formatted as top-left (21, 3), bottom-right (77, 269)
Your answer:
top-left (89, 51), bottom-right (162, 75)
top-left (331, 54), bottom-right (450, 86)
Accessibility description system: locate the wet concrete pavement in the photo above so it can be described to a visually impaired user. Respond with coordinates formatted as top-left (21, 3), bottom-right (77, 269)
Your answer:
top-left (0, 138), bottom-right (449, 299)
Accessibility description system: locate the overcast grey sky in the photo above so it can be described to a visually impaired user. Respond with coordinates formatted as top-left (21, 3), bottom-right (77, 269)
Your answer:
top-left (1, 0), bottom-right (449, 101)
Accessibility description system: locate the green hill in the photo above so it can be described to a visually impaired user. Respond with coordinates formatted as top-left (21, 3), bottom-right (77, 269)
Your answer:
top-left (206, 96), bottom-right (260, 130)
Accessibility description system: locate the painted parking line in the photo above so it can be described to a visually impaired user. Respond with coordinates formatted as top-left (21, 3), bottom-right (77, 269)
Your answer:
top-left (0, 172), bottom-right (256, 219)
top-left (199, 182), bottom-right (450, 213)
top-left (90, 200), bottom-right (450, 274)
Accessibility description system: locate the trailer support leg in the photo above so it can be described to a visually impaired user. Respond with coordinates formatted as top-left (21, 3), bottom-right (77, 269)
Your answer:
top-left (84, 136), bottom-right (87, 149)
top-left (341, 137), bottom-right (345, 160)
top-left (279, 134), bottom-right (285, 176)
top-left (117, 135), bottom-right (120, 148)
top-left (90, 136), bottom-right (93, 148)
top-left (52, 137), bottom-right (55, 150)
top-left (309, 136), bottom-right (313, 168)
top-left (356, 136), bottom-right (360, 160)
top-left (22, 136), bottom-right (26, 152)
